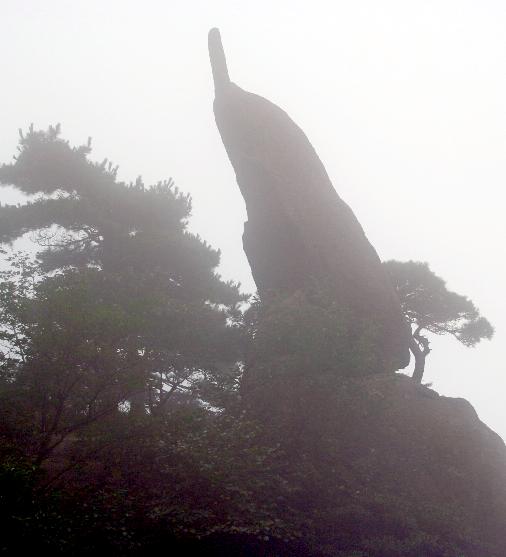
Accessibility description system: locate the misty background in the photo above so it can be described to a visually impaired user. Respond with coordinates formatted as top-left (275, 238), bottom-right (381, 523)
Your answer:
top-left (1, 1), bottom-right (505, 439)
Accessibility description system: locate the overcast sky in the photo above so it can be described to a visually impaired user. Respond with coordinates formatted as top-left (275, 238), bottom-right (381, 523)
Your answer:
top-left (1, 0), bottom-right (505, 440)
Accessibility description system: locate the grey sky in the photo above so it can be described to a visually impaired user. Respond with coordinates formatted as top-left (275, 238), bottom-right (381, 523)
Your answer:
top-left (1, 0), bottom-right (505, 439)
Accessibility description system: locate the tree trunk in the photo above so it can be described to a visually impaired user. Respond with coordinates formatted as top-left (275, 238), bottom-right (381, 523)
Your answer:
top-left (409, 338), bottom-right (426, 383)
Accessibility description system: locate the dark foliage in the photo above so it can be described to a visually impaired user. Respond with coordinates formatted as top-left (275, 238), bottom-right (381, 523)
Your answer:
top-left (0, 128), bottom-right (504, 557)
top-left (383, 260), bottom-right (493, 382)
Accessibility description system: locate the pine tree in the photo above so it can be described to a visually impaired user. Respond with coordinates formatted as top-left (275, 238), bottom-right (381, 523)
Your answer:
top-left (0, 125), bottom-right (246, 463)
top-left (384, 260), bottom-right (494, 383)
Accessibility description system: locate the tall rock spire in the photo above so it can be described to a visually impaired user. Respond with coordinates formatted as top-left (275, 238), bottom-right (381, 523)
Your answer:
top-left (209, 28), bottom-right (410, 372)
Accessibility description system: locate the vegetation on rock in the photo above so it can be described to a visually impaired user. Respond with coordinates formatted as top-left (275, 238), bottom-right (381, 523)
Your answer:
top-left (0, 128), bottom-right (504, 557)
top-left (384, 260), bottom-right (494, 383)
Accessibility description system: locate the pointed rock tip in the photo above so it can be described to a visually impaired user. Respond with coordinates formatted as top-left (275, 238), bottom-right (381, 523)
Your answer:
top-left (208, 27), bottom-right (230, 92)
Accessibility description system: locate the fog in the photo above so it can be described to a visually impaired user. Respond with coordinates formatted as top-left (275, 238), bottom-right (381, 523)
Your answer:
top-left (1, 0), bottom-right (505, 439)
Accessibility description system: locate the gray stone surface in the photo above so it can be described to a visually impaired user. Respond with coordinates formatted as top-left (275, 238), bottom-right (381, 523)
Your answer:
top-left (209, 28), bottom-right (410, 372)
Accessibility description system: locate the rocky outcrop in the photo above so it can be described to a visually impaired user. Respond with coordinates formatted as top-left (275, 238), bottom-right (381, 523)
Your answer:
top-left (214, 374), bottom-right (506, 556)
top-left (209, 28), bottom-right (410, 372)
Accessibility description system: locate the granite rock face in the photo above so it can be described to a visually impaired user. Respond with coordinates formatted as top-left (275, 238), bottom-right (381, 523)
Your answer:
top-left (209, 28), bottom-right (410, 372)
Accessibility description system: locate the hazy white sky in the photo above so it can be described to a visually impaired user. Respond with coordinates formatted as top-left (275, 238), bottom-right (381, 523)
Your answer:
top-left (1, 0), bottom-right (505, 439)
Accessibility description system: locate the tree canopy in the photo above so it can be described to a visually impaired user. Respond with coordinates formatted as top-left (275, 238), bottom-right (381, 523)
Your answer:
top-left (0, 125), bottom-right (247, 464)
top-left (384, 260), bottom-right (494, 382)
